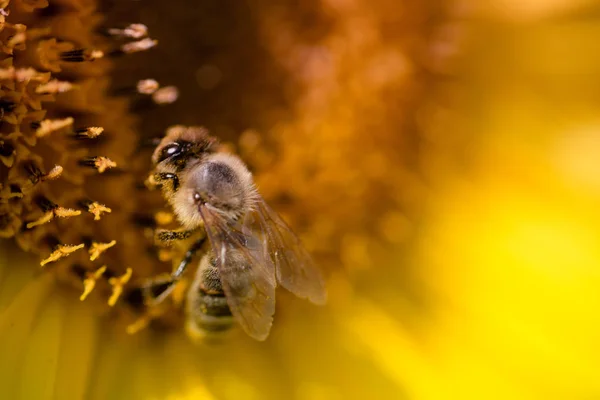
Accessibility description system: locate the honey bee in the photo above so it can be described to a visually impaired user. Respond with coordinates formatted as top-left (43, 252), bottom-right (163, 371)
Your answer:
top-left (146, 126), bottom-right (326, 340)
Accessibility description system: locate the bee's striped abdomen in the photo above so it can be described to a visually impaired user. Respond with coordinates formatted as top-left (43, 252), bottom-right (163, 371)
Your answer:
top-left (185, 254), bottom-right (234, 338)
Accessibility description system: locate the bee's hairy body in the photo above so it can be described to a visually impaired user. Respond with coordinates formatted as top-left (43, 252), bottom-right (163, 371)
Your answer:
top-left (144, 125), bottom-right (327, 341)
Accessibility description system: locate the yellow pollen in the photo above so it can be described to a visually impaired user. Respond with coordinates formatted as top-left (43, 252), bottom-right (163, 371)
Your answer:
top-left (89, 240), bottom-right (117, 261)
top-left (42, 165), bottom-right (63, 180)
top-left (137, 79), bottom-right (159, 94)
top-left (145, 173), bottom-right (159, 189)
top-left (108, 267), bottom-right (132, 306)
top-left (12, 67), bottom-right (48, 82)
top-left (152, 86), bottom-right (179, 104)
top-left (121, 38), bottom-right (157, 54)
top-left (94, 157), bottom-right (117, 173)
top-left (53, 207), bottom-right (81, 218)
top-left (80, 265), bottom-right (107, 301)
top-left (40, 243), bottom-right (85, 267)
top-left (107, 23), bottom-right (148, 39)
top-left (36, 117), bottom-right (74, 137)
top-left (158, 248), bottom-right (172, 262)
top-left (87, 201), bottom-right (112, 220)
top-left (123, 24), bottom-right (148, 39)
top-left (35, 79), bottom-right (78, 94)
top-left (155, 211), bottom-right (174, 225)
top-left (26, 206), bottom-right (81, 229)
top-left (123, 23), bottom-right (148, 38)
top-left (82, 127), bottom-right (104, 138)
top-left (89, 49), bottom-right (104, 60)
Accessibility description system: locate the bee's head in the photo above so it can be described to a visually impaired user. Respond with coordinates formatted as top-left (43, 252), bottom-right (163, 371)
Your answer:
top-left (173, 153), bottom-right (257, 227)
top-left (152, 126), bottom-right (216, 170)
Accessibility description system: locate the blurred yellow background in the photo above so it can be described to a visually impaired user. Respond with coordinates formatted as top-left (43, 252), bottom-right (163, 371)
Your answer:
top-left (408, 1), bottom-right (600, 398)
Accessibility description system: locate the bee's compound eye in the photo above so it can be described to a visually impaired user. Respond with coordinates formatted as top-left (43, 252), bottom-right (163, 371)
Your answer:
top-left (158, 143), bottom-right (180, 162)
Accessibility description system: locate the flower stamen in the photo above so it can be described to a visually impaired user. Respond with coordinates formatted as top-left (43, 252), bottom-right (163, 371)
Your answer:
top-left (152, 86), bottom-right (179, 105)
top-left (41, 165), bottom-right (63, 181)
top-left (86, 201), bottom-right (112, 220)
top-left (79, 265), bottom-right (107, 301)
top-left (60, 48), bottom-right (104, 62)
top-left (74, 126), bottom-right (104, 139)
top-left (107, 23), bottom-right (148, 39)
top-left (79, 156), bottom-right (117, 173)
top-left (120, 38), bottom-right (157, 54)
top-left (40, 243), bottom-right (85, 267)
top-left (27, 196), bottom-right (81, 228)
top-left (0, 66), bottom-right (48, 82)
top-left (25, 211), bottom-right (53, 228)
top-left (35, 79), bottom-right (78, 94)
top-left (89, 240), bottom-right (116, 261)
top-left (35, 117), bottom-right (74, 138)
top-left (108, 267), bottom-right (132, 306)
top-left (26, 207), bottom-right (81, 228)
top-left (136, 79), bottom-right (159, 94)
top-left (15, 67), bottom-right (48, 82)
top-left (54, 207), bottom-right (81, 218)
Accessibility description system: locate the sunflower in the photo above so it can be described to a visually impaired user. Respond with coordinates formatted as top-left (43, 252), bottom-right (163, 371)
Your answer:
top-left (2, 0), bottom-right (600, 399)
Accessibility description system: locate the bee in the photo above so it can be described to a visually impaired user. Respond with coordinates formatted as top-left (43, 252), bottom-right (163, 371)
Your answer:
top-left (146, 126), bottom-right (326, 340)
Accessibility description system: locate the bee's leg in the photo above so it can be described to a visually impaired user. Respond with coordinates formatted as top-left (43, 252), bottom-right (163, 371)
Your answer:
top-left (156, 229), bottom-right (195, 242)
top-left (141, 274), bottom-right (178, 305)
top-left (172, 237), bottom-right (207, 280)
top-left (153, 172), bottom-right (180, 191)
top-left (135, 237), bottom-right (207, 306)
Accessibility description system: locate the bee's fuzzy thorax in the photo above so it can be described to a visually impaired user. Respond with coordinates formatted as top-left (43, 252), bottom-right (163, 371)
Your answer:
top-left (168, 151), bottom-right (258, 228)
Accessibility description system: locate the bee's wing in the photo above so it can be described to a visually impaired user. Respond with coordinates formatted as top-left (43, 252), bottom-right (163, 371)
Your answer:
top-left (244, 199), bottom-right (327, 305)
top-left (198, 204), bottom-right (276, 341)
